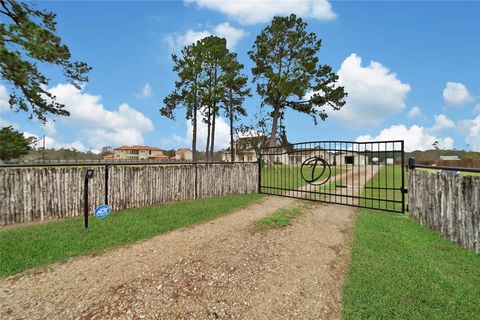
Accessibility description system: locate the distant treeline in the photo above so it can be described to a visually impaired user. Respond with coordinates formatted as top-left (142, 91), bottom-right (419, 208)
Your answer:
top-left (406, 150), bottom-right (480, 162)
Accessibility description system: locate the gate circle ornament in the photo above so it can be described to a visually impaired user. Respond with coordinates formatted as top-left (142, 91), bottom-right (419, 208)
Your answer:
top-left (301, 157), bottom-right (331, 186)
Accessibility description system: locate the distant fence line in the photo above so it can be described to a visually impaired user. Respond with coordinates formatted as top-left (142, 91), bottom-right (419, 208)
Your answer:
top-left (408, 169), bottom-right (480, 254)
top-left (414, 159), bottom-right (480, 168)
top-left (1, 158), bottom-right (193, 165)
top-left (0, 163), bottom-right (258, 226)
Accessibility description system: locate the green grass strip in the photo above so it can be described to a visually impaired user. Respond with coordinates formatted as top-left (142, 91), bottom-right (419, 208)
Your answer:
top-left (0, 193), bottom-right (263, 277)
top-left (342, 168), bottom-right (480, 319)
top-left (255, 201), bottom-right (309, 229)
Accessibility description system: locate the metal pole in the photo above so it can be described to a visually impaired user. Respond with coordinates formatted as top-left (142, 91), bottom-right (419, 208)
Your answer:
top-left (84, 169), bottom-right (94, 229)
top-left (42, 134), bottom-right (46, 164)
top-left (84, 173), bottom-right (89, 229)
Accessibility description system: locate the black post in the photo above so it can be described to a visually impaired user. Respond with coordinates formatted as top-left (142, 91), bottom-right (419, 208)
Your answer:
top-left (408, 157), bottom-right (416, 171)
top-left (84, 169), bottom-right (94, 229)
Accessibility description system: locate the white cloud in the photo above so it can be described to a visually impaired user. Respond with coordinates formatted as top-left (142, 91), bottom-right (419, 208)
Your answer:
top-left (187, 117), bottom-right (230, 150)
top-left (164, 22), bottom-right (247, 51)
top-left (462, 115), bottom-right (480, 151)
top-left (407, 106), bottom-right (422, 119)
top-left (474, 103), bottom-right (480, 114)
top-left (0, 84), bottom-right (10, 113)
top-left (42, 120), bottom-right (57, 136)
top-left (187, 0), bottom-right (337, 25)
top-left (430, 114), bottom-right (455, 132)
top-left (135, 82), bottom-right (153, 99)
top-left (23, 131), bottom-right (87, 151)
top-left (443, 81), bottom-right (473, 106)
top-left (331, 53), bottom-right (411, 128)
top-left (356, 124), bottom-right (454, 152)
top-left (47, 83), bottom-right (154, 149)
top-left (162, 118), bottom-right (231, 151)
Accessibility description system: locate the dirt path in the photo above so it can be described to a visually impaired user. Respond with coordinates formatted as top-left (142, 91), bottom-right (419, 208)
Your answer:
top-left (0, 164), bottom-right (379, 320)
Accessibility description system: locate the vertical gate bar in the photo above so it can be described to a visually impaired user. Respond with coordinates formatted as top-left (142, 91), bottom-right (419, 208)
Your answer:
top-left (384, 142), bottom-right (387, 210)
top-left (401, 140), bottom-right (405, 213)
top-left (357, 142), bottom-right (360, 207)
top-left (372, 142), bottom-right (375, 209)
top-left (393, 142), bottom-right (396, 211)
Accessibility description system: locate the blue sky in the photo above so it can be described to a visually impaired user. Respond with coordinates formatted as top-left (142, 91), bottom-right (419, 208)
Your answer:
top-left (1, 0), bottom-right (479, 152)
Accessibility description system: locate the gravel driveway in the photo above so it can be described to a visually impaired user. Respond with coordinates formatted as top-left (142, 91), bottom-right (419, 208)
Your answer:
top-left (1, 195), bottom-right (360, 320)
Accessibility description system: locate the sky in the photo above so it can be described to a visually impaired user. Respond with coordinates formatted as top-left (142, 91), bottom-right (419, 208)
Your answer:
top-left (1, 0), bottom-right (479, 153)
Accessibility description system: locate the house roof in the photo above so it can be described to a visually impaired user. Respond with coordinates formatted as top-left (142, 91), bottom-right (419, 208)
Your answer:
top-left (149, 154), bottom-right (169, 159)
top-left (115, 145), bottom-right (163, 151)
top-left (176, 148), bottom-right (191, 154)
top-left (103, 154), bottom-right (115, 159)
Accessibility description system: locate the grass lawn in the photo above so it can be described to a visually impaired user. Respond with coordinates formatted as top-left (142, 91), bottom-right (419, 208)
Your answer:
top-left (260, 164), bottom-right (345, 192)
top-left (0, 193), bottom-right (263, 278)
top-left (342, 167), bottom-right (480, 319)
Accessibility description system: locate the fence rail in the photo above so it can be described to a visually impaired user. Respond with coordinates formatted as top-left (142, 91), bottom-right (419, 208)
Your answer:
top-left (0, 162), bottom-right (258, 226)
top-left (408, 159), bottom-right (480, 254)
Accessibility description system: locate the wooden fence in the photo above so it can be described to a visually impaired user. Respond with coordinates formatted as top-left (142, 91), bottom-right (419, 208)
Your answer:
top-left (408, 170), bottom-right (480, 253)
top-left (0, 163), bottom-right (258, 226)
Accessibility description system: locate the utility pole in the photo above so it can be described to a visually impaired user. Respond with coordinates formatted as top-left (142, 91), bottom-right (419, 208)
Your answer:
top-left (42, 134), bottom-right (45, 164)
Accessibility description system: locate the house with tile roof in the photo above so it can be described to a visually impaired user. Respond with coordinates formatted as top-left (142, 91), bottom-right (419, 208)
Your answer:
top-left (113, 145), bottom-right (165, 160)
top-left (175, 148), bottom-right (192, 161)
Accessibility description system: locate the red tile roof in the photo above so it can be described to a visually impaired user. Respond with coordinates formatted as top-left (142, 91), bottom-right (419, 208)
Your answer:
top-left (149, 154), bottom-right (169, 159)
top-left (115, 145), bottom-right (163, 151)
top-left (176, 148), bottom-right (191, 154)
top-left (103, 154), bottom-right (115, 159)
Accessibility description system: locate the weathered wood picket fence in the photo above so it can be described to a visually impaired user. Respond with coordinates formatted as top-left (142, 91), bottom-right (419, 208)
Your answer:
top-left (0, 163), bottom-right (258, 226)
top-left (408, 170), bottom-right (480, 254)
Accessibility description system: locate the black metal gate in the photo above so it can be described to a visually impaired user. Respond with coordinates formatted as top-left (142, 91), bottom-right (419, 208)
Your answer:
top-left (258, 140), bottom-right (406, 213)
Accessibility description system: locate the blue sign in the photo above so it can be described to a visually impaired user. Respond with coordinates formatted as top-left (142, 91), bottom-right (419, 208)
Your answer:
top-left (94, 204), bottom-right (111, 219)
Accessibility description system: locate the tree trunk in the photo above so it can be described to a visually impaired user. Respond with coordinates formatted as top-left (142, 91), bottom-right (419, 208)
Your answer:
top-left (209, 64), bottom-right (218, 162)
top-left (229, 97), bottom-right (234, 162)
top-left (210, 103), bottom-right (216, 161)
top-left (192, 104), bottom-right (197, 162)
top-left (206, 107), bottom-right (211, 162)
top-left (269, 105), bottom-right (281, 147)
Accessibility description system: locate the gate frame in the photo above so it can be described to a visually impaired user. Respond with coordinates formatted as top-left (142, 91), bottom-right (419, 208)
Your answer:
top-left (258, 140), bottom-right (406, 213)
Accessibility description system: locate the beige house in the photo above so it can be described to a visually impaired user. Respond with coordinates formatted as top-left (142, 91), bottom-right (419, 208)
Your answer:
top-left (175, 148), bottom-right (193, 161)
top-left (221, 137), bottom-right (265, 162)
top-left (114, 146), bottom-right (165, 160)
top-left (333, 152), bottom-right (369, 166)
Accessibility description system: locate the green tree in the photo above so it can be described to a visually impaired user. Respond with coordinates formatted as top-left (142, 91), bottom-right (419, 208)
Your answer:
top-left (198, 36), bottom-right (229, 161)
top-left (223, 51), bottom-right (251, 162)
top-left (162, 36), bottom-right (250, 162)
top-left (248, 14), bottom-right (347, 147)
top-left (0, 0), bottom-right (91, 122)
top-left (161, 42), bottom-right (203, 162)
top-left (0, 125), bottom-right (34, 161)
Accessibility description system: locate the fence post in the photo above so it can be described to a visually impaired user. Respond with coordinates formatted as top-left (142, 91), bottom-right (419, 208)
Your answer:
top-left (194, 163), bottom-right (198, 199)
top-left (104, 165), bottom-right (109, 205)
top-left (84, 169), bottom-right (94, 229)
top-left (257, 156), bottom-right (262, 194)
